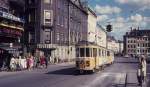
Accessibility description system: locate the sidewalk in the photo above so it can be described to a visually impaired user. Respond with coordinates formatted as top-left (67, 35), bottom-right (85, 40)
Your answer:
top-left (125, 72), bottom-right (149, 87)
top-left (0, 62), bottom-right (75, 73)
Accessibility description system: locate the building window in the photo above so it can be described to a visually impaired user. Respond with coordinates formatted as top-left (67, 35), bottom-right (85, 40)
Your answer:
top-left (128, 45), bottom-right (130, 48)
top-left (56, 33), bottom-right (60, 41)
top-left (44, 30), bottom-right (50, 43)
top-left (64, 17), bottom-right (68, 29)
top-left (44, 0), bottom-right (52, 4)
top-left (44, 10), bottom-right (53, 25)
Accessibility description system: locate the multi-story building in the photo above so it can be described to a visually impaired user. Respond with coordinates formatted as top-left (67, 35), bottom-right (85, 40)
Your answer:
top-left (25, 0), bottom-right (88, 61)
top-left (123, 28), bottom-right (150, 57)
top-left (86, 8), bottom-right (107, 48)
top-left (118, 40), bottom-right (123, 55)
top-left (96, 24), bottom-right (107, 48)
top-left (0, 0), bottom-right (24, 68)
top-left (87, 8), bottom-right (97, 43)
top-left (107, 36), bottom-right (120, 54)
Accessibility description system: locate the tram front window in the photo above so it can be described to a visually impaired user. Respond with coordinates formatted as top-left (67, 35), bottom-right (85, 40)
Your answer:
top-left (86, 48), bottom-right (90, 57)
top-left (107, 51), bottom-right (110, 56)
top-left (80, 48), bottom-right (85, 57)
top-left (76, 48), bottom-right (79, 57)
top-left (93, 48), bottom-right (97, 57)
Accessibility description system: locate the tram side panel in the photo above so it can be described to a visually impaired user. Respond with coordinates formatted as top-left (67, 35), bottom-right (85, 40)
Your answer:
top-left (107, 51), bottom-right (114, 64)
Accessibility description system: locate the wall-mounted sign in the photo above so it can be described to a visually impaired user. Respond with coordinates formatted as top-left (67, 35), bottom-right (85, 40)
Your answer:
top-left (0, 28), bottom-right (22, 37)
top-left (0, 11), bottom-right (24, 23)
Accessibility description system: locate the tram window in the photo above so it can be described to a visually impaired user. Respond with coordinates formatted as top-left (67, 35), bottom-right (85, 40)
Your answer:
top-left (86, 48), bottom-right (90, 57)
top-left (107, 51), bottom-right (110, 56)
top-left (76, 48), bottom-right (79, 57)
top-left (102, 50), bottom-right (104, 56)
top-left (99, 49), bottom-right (101, 56)
top-left (90, 48), bottom-right (93, 57)
top-left (80, 48), bottom-right (85, 57)
top-left (93, 48), bottom-right (97, 57)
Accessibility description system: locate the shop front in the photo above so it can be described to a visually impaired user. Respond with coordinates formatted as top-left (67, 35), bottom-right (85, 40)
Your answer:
top-left (0, 9), bottom-right (24, 70)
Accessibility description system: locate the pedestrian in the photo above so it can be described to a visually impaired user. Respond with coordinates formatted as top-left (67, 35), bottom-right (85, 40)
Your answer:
top-left (45, 55), bottom-right (48, 69)
top-left (141, 55), bottom-right (147, 81)
top-left (49, 56), bottom-right (52, 64)
top-left (40, 55), bottom-right (46, 68)
top-left (27, 55), bottom-right (32, 71)
top-left (54, 57), bottom-right (57, 64)
top-left (137, 55), bottom-right (147, 86)
top-left (18, 56), bottom-right (22, 70)
top-left (10, 55), bottom-right (16, 71)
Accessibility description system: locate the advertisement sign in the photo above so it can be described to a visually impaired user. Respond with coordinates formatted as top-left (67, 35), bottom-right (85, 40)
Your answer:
top-left (0, 11), bottom-right (24, 22)
top-left (0, 28), bottom-right (22, 37)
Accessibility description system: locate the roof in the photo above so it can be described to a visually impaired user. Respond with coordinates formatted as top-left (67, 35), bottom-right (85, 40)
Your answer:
top-left (69, 0), bottom-right (88, 15)
top-left (125, 29), bottom-right (150, 37)
top-left (88, 7), bottom-right (97, 17)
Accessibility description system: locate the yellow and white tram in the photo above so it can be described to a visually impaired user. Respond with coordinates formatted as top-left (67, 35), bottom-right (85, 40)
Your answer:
top-left (75, 41), bottom-right (114, 73)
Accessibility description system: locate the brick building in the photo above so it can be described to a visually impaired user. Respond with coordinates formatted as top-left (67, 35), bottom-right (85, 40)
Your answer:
top-left (25, 0), bottom-right (88, 61)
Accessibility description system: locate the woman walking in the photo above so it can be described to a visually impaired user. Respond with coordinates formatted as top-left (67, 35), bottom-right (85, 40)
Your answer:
top-left (137, 55), bottom-right (147, 86)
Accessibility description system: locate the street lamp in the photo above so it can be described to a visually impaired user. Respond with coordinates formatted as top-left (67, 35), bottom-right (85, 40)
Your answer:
top-left (67, 1), bottom-right (71, 62)
top-left (106, 23), bottom-right (113, 49)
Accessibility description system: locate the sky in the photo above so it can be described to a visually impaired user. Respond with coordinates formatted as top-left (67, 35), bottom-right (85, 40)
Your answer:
top-left (87, 0), bottom-right (150, 40)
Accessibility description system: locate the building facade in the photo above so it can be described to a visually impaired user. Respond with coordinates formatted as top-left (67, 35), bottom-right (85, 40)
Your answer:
top-left (86, 8), bottom-right (107, 48)
top-left (118, 40), bottom-right (123, 55)
top-left (123, 28), bottom-right (150, 57)
top-left (87, 8), bottom-right (97, 43)
top-left (0, 0), bottom-right (24, 68)
top-left (96, 24), bottom-right (107, 48)
top-left (107, 36), bottom-right (120, 54)
top-left (25, 0), bottom-right (88, 61)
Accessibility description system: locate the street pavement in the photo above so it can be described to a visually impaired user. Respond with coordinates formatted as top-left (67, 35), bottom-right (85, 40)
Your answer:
top-left (0, 57), bottom-right (149, 87)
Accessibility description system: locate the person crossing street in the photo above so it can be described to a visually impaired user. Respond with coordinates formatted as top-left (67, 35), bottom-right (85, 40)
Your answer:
top-left (137, 55), bottom-right (147, 86)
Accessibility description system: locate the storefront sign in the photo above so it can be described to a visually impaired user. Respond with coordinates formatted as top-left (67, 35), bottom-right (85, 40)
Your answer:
top-left (0, 28), bottom-right (22, 36)
top-left (0, 11), bottom-right (23, 22)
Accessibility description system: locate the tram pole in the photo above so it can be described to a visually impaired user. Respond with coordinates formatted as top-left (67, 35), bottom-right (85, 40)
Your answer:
top-left (68, 1), bottom-right (71, 62)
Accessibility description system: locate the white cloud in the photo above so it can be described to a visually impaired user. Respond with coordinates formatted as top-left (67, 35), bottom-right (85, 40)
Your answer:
top-left (106, 15), bottom-right (149, 40)
top-left (97, 15), bottom-right (109, 22)
top-left (95, 5), bottom-right (122, 14)
top-left (115, 0), bottom-right (150, 6)
top-left (130, 14), bottom-right (143, 22)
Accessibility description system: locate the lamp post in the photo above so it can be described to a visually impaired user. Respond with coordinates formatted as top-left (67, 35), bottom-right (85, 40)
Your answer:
top-left (67, 1), bottom-right (71, 62)
top-left (106, 24), bottom-right (112, 49)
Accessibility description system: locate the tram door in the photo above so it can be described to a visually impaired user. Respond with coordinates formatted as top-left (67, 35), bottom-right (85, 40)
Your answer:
top-left (93, 48), bottom-right (97, 69)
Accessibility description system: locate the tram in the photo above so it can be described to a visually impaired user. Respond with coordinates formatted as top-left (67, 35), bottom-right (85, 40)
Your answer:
top-left (75, 41), bottom-right (114, 73)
